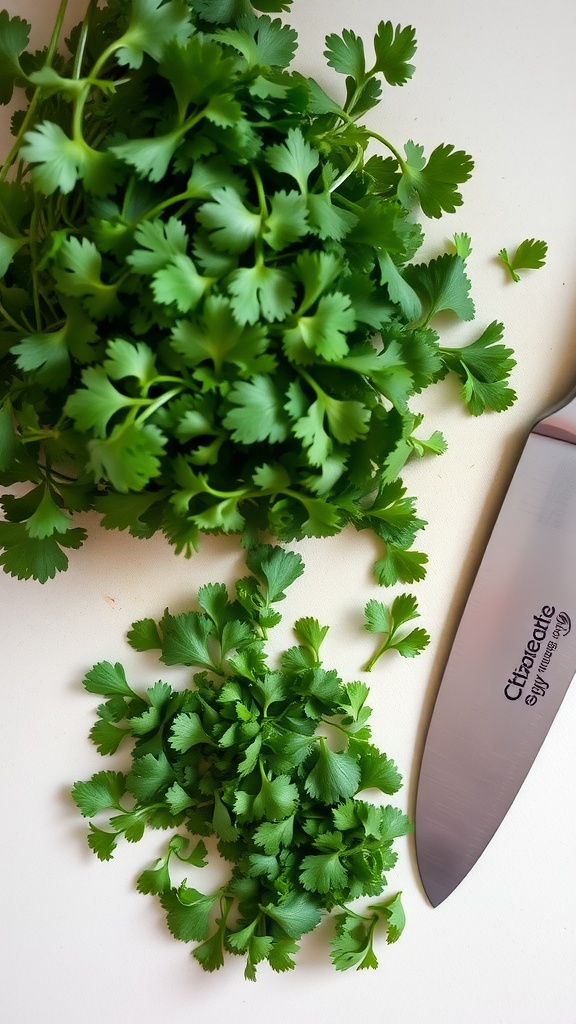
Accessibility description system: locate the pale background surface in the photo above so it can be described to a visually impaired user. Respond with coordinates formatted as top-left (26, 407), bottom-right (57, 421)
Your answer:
top-left (2, 1), bottom-right (576, 1022)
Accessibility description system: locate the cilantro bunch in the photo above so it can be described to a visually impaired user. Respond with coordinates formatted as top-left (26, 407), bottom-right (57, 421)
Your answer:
top-left (0, 0), bottom-right (517, 583)
top-left (72, 545), bottom-right (416, 978)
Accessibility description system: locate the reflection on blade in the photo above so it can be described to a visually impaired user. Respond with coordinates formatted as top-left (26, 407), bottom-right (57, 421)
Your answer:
top-left (415, 431), bottom-right (576, 907)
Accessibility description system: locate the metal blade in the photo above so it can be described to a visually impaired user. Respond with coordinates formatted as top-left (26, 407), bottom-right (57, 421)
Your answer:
top-left (415, 429), bottom-right (576, 906)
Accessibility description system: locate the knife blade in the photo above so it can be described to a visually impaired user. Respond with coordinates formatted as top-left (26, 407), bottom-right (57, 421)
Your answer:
top-left (415, 392), bottom-right (576, 907)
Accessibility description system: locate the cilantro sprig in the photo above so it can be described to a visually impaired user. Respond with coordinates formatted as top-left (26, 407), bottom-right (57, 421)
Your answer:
top-left (72, 545), bottom-right (416, 978)
top-left (0, 0), bottom-right (521, 583)
top-left (498, 238), bottom-right (548, 283)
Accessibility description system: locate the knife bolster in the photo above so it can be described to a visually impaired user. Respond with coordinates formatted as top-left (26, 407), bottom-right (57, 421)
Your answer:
top-left (532, 393), bottom-right (576, 444)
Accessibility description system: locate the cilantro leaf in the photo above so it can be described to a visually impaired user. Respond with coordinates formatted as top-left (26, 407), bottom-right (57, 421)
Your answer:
top-left (498, 238), bottom-right (548, 282)
top-left (53, 238), bottom-right (123, 319)
top-left (324, 29), bottom-right (366, 81)
top-left (266, 128), bottom-right (320, 194)
top-left (71, 770), bottom-right (126, 818)
top-left (197, 187), bottom-right (261, 253)
top-left (220, 14), bottom-right (298, 69)
top-left (304, 740), bottom-right (362, 804)
top-left (64, 368), bottom-right (138, 437)
top-left (127, 217), bottom-right (188, 274)
top-left (404, 253), bottom-right (475, 322)
top-left (284, 292), bottom-right (356, 361)
top-left (364, 592), bottom-right (430, 670)
top-left (160, 884), bottom-right (218, 943)
top-left (398, 141), bottom-right (474, 218)
top-left (116, 0), bottom-right (193, 69)
top-left (262, 892), bottom-right (322, 939)
top-left (440, 320), bottom-right (517, 415)
top-left (223, 375), bottom-right (291, 443)
top-left (227, 263), bottom-right (296, 324)
top-left (0, 520), bottom-right (86, 583)
top-left (0, 11), bottom-right (30, 104)
top-left (372, 21), bottom-right (417, 86)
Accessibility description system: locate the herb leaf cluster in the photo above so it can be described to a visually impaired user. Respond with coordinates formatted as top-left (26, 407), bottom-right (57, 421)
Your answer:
top-left (72, 544), bottom-right (417, 978)
top-left (0, 0), bottom-right (518, 583)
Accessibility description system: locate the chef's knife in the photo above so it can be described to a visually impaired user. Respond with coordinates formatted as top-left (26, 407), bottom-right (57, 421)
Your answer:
top-left (415, 391), bottom-right (576, 906)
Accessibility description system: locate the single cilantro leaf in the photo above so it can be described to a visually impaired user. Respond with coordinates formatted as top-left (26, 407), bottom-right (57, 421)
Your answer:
top-left (11, 306), bottom-right (98, 390)
top-left (0, 11), bottom-right (30, 104)
top-left (71, 770), bottom-right (126, 817)
top-left (20, 122), bottom-right (118, 196)
top-left (137, 857), bottom-right (172, 896)
top-left (293, 617), bottom-right (329, 661)
top-left (266, 128), bottom-right (319, 194)
top-left (116, 0), bottom-right (193, 69)
top-left (197, 187), bottom-right (261, 253)
top-left (373, 545), bottom-right (428, 587)
top-left (299, 849), bottom-right (348, 895)
top-left (378, 251), bottom-right (422, 322)
top-left (152, 254), bottom-right (211, 313)
top-left (19, 121), bottom-right (87, 195)
top-left (217, 15), bottom-right (297, 70)
top-left (253, 816), bottom-right (294, 855)
top-left (355, 748), bottom-right (403, 794)
top-left (440, 321), bottom-right (517, 415)
top-left (160, 610), bottom-right (216, 669)
top-left (87, 824), bottom-right (118, 861)
top-left (103, 339), bottom-right (157, 386)
top-left (284, 292), bottom-right (356, 362)
top-left (227, 263), bottom-right (296, 324)
top-left (404, 253), bottom-right (475, 322)
top-left (304, 740), bottom-right (361, 804)
top-left (453, 231), bottom-right (472, 259)
top-left (169, 711), bottom-right (212, 752)
top-left (127, 217), bottom-right (188, 274)
top-left (160, 884), bottom-right (218, 942)
top-left (0, 521), bottom-right (86, 583)
top-left (110, 132), bottom-right (184, 184)
top-left (364, 592), bottom-right (429, 670)
top-left (263, 190), bottom-right (309, 251)
top-left (398, 141), bottom-right (474, 218)
top-left (372, 21), bottom-right (417, 86)
top-left (460, 375), bottom-right (517, 416)
top-left (126, 752), bottom-right (175, 802)
top-left (88, 421), bottom-right (167, 492)
top-left (159, 36), bottom-right (236, 115)
top-left (53, 237), bottom-right (123, 319)
top-left (370, 891), bottom-right (406, 944)
top-left (330, 914), bottom-right (379, 971)
top-left (170, 295), bottom-right (271, 374)
top-left (324, 29), bottom-right (366, 81)
top-left (262, 892), bottom-right (322, 939)
top-left (245, 543), bottom-right (304, 602)
top-left (235, 772), bottom-right (298, 822)
top-left (0, 231), bottom-right (26, 277)
top-left (82, 660), bottom-right (136, 697)
top-left (306, 191), bottom-right (358, 241)
top-left (223, 375), bottom-right (291, 443)
top-left (498, 238), bottom-right (548, 282)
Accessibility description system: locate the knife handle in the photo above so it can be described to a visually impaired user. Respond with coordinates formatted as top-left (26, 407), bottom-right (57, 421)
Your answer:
top-left (532, 389), bottom-right (576, 444)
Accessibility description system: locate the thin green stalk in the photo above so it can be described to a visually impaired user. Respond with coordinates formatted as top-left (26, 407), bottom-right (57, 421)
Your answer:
top-left (0, 0), bottom-right (70, 182)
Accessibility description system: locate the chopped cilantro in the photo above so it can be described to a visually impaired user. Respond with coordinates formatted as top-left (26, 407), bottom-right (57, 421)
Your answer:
top-left (72, 545), bottom-right (416, 977)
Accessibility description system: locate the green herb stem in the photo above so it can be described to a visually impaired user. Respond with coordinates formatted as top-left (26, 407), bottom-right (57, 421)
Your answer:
top-left (0, 0), bottom-right (70, 183)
